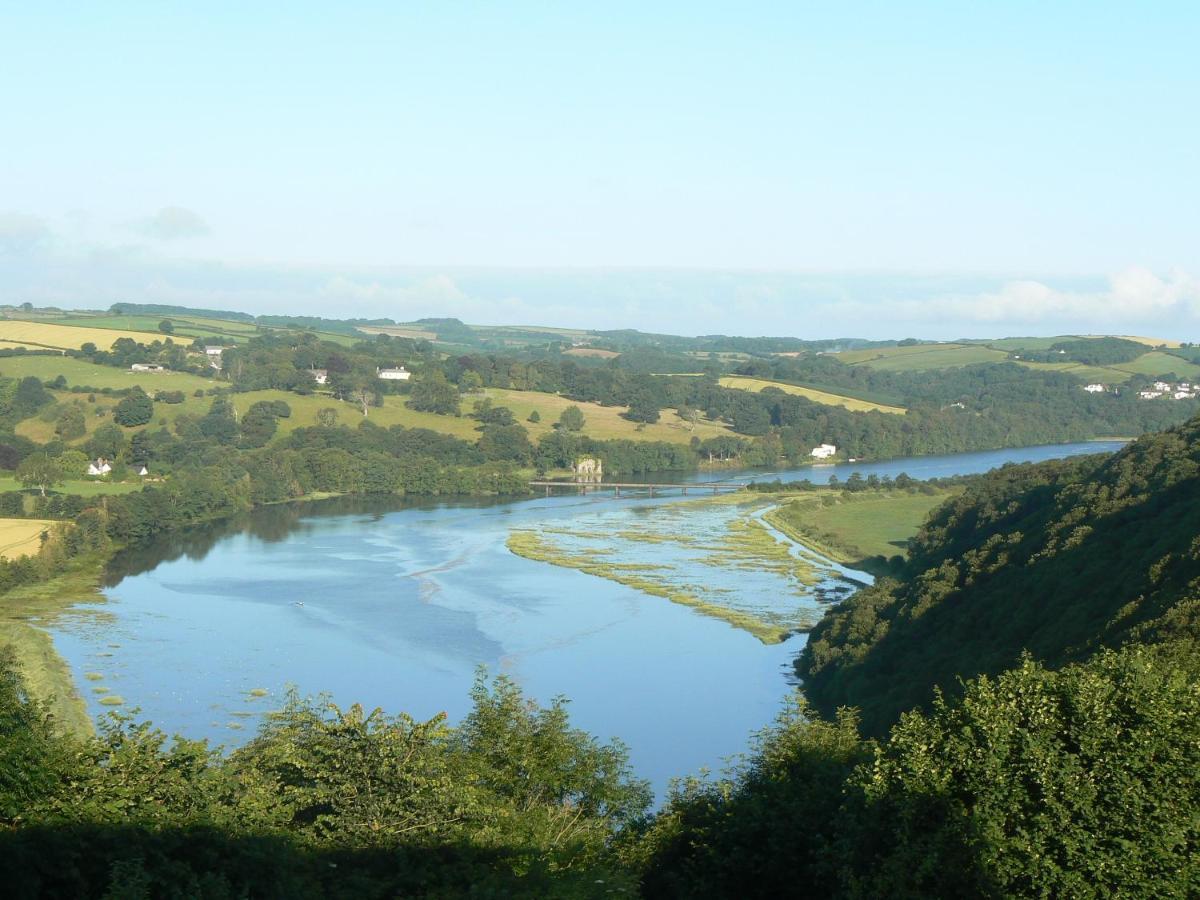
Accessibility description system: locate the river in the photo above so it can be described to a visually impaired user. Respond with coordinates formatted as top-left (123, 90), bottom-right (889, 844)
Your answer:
top-left (45, 441), bottom-right (1125, 799)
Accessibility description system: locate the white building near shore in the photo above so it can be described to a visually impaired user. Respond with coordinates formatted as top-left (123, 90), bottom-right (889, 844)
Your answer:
top-left (810, 443), bottom-right (837, 460)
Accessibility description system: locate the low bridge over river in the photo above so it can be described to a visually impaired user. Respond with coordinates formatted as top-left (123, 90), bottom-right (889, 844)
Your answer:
top-left (529, 480), bottom-right (745, 498)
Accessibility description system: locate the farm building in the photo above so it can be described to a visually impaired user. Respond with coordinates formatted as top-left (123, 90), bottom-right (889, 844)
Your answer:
top-left (377, 366), bottom-right (411, 381)
top-left (130, 363), bottom-right (165, 373)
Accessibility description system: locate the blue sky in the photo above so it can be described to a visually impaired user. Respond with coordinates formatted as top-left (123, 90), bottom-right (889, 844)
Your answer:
top-left (1, 2), bottom-right (1197, 339)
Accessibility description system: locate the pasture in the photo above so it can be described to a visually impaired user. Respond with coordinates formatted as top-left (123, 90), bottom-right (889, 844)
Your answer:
top-left (833, 343), bottom-right (1009, 370)
top-left (717, 376), bottom-right (907, 415)
top-left (1110, 351), bottom-right (1200, 379)
top-left (765, 488), bottom-right (959, 571)
top-left (0, 355), bottom-right (216, 392)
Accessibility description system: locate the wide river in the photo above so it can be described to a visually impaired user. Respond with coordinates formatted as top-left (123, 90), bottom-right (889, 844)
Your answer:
top-left (48, 441), bottom-right (1123, 799)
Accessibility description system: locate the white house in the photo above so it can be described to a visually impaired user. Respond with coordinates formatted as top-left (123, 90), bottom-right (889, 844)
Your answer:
top-left (1153, 381), bottom-right (1172, 392)
top-left (1083, 383), bottom-right (1106, 393)
top-left (1139, 390), bottom-right (1164, 400)
top-left (311, 368), bottom-right (329, 385)
top-left (138, 465), bottom-right (149, 476)
top-left (377, 366), bottom-right (411, 381)
top-left (1174, 390), bottom-right (1196, 400)
top-left (130, 363), bottom-right (165, 373)
top-left (87, 458), bottom-right (112, 476)
top-left (810, 443), bottom-right (837, 460)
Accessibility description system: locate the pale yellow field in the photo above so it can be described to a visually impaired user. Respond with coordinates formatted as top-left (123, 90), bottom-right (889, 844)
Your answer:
top-left (0, 340), bottom-right (47, 350)
top-left (0, 519), bottom-right (56, 560)
top-left (355, 325), bottom-right (439, 341)
top-left (718, 376), bottom-right (907, 415)
top-left (0, 321), bottom-right (165, 351)
top-left (1109, 335), bottom-right (1182, 349)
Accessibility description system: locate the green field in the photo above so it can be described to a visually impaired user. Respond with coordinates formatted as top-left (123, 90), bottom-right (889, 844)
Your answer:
top-left (0, 355), bottom-right (217, 392)
top-left (1110, 351), bottom-right (1200, 379)
top-left (717, 376), bottom-right (907, 415)
top-left (764, 488), bottom-right (958, 571)
top-left (834, 343), bottom-right (1009, 371)
top-left (0, 475), bottom-right (146, 497)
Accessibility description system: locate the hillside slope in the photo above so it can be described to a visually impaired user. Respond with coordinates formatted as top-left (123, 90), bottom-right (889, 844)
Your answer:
top-left (798, 413), bottom-right (1200, 736)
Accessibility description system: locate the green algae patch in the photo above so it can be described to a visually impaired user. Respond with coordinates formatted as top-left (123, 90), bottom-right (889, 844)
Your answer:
top-left (504, 493), bottom-right (863, 644)
top-left (99, 695), bottom-right (125, 706)
top-left (246, 688), bottom-right (269, 698)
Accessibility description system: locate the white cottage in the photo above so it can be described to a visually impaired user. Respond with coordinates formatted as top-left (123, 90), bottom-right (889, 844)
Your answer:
top-left (87, 458), bottom-right (112, 476)
top-left (130, 363), bottom-right (165, 373)
top-left (1083, 383), bottom-right (1105, 393)
top-left (377, 366), bottom-right (411, 381)
top-left (810, 443), bottom-right (837, 460)
top-left (311, 368), bottom-right (329, 385)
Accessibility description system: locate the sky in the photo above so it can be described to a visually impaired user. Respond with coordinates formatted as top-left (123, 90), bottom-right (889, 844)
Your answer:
top-left (1, 2), bottom-right (1197, 340)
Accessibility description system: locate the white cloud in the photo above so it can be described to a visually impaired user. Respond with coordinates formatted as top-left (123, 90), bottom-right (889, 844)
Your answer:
top-left (134, 207), bottom-right (211, 240)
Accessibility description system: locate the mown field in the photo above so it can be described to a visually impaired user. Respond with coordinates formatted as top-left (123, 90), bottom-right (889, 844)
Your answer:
top-left (0, 321), bottom-right (161, 351)
top-left (0, 475), bottom-right (147, 498)
top-left (0, 518), bottom-right (57, 560)
top-left (1109, 351), bottom-right (1200, 379)
top-left (0, 355), bottom-right (217, 392)
top-left (717, 376), bottom-right (907, 415)
top-left (765, 488), bottom-right (959, 570)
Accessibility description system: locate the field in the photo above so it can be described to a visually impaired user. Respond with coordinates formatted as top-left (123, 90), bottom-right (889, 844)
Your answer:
top-left (833, 343), bottom-right (1009, 371)
top-left (0, 475), bottom-right (146, 497)
top-left (479, 388), bottom-right (732, 442)
top-left (563, 347), bottom-right (620, 359)
top-left (18, 383), bottom-right (730, 447)
top-left (355, 325), bottom-right (440, 341)
top-left (718, 376), bottom-right (907, 415)
top-left (1109, 351), bottom-right (1200, 379)
top-left (0, 320), bottom-right (165, 351)
top-left (765, 488), bottom-right (958, 571)
top-left (0, 355), bottom-right (217, 392)
top-left (0, 517), bottom-right (57, 560)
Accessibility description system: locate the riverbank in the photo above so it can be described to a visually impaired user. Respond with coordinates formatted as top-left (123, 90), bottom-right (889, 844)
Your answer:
top-left (0, 553), bottom-right (109, 736)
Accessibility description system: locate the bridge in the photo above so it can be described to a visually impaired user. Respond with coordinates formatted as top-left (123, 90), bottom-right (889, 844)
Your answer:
top-left (529, 480), bottom-right (745, 498)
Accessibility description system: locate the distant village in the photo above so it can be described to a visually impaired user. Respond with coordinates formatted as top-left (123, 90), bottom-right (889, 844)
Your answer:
top-left (1082, 381), bottom-right (1197, 401)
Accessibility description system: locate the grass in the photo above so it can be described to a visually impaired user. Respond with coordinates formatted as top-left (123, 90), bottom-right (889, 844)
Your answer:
top-left (717, 376), bottom-right (907, 415)
top-left (0, 354), bottom-right (217, 392)
top-left (0, 475), bottom-right (146, 497)
top-left (0, 320), bottom-right (164, 351)
top-left (0, 518), bottom-right (57, 560)
top-left (479, 387), bottom-right (732, 443)
top-left (837, 344), bottom-right (1010, 371)
top-left (0, 553), bottom-right (109, 736)
top-left (506, 529), bottom-right (794, 644)
top-left (1109, 351), bottom-right (1200, 379)
top-left (764, 488), bottom-right (958, 573)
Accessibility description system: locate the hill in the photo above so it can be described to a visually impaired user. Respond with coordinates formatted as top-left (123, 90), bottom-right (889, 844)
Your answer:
top-left (798, 412), bottom-right (1200, 736)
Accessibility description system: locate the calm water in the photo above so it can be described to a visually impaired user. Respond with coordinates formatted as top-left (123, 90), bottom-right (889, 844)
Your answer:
top-left (47, 441), bottom-right (1124, 799)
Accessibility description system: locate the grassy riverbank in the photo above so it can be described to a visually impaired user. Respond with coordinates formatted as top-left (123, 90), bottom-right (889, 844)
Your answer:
top-left (0, 553), bottom-right (109, 736)
top-left (764, 488), bottom-right (959, 574)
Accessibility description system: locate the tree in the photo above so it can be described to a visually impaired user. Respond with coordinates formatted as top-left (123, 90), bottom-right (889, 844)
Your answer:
top-left (16, 453), bottom-right (64, 496)
top-left (528, 410), bottom-right (541, 424)
top-left (408, 372), bottom-right (461, 416)
top-left (158, 319), bottom-right (174, 334)
top-left (316, 408), bottom-right (339, 428)
top-left (54, 404), bottom-right (86, 440)
top-left (625, 393), bottom-right (661, 424)
top-left (557, 405), bottom-right (586, 432)
top-left (114, 390), bottom-right (154, 427)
